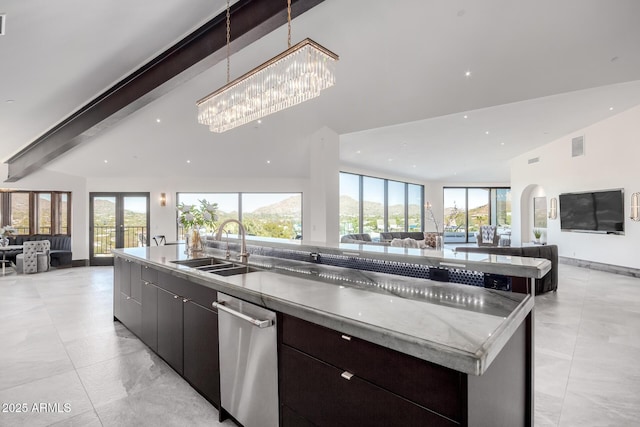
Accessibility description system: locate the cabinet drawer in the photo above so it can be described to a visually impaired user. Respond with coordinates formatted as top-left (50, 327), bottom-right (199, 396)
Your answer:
top-left (281, 346), bottom-right (457, 427)
top-left (120, 292), bottom-right (142, 337)
top-left (282, 314), bottom-right (463, 422)
top-left (141, 265), bottom-right (158, 284)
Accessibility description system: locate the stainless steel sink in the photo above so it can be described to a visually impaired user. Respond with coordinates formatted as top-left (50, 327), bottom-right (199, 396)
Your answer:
top-left (172, 257), bottom-right (261, 276)
top-left (209, 265), bottom-right (262, 276)
top-left (171, 257), bottom-right (229, 268)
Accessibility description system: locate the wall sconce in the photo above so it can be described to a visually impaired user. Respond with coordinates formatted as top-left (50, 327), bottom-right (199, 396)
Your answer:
top-left (631, 192), bottom-right (640, 221)
top-left (548, 197), bottom-right (558, 219)
top-left (160, 193), bottom-right (167, 207)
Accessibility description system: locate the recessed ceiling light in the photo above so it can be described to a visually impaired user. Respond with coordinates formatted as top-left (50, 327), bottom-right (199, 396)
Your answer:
top-left (267, 160), bottom-right (271, 164)
top-left (465, 70), bottom-right (471, 77)
top-left (257, 119), bottom-right (262, 124)
top-left (463, 114), bottom-right (468, 119)
top-left (156, 118), bottom-right (161, 123)
top-left (412, 164), bottom-right (417, 168)
top-left (485, 131), bottom-right (490, 135)
top-left (356, 150), bottom-right (361, 154)
top-left (609, 107), bottom-right (614, 111)
top-left (186, 160), bottom-right (191, 164)
top-left (103, 160), bottom-right (108, 164)
top-left (387, 158), bottom-right (393, 162)
top-left (500, 142), bottom-right (505, 146)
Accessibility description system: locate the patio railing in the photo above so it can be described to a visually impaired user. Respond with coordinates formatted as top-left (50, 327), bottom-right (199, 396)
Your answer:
top-left (93, 225), bottom-right (147, 256)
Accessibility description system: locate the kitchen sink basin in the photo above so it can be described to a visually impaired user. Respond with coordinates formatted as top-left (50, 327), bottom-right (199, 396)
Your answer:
top-left (171, 257), bottom-right (229, 268)
top-left (172, 257), bottom-right (261, 276)
top-left (209, 265), bottom-right (262, 276)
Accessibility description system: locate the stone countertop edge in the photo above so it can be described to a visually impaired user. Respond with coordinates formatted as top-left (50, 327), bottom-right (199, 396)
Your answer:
top-left (113, 248), bottom-right (533, 376)
top-left (206, 238), bottom-right (552, 279)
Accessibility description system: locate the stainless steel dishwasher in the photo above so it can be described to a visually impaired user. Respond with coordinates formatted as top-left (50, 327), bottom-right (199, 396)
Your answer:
top-left (213, 292), bottom-right (279, 427)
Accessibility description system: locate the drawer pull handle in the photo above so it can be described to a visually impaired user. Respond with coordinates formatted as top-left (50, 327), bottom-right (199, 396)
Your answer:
top-left (341, 334), bottom-right (351, 341)
top-left (173, 295), bottom-right (179, 299)
top-left (126, 296), bottom-right (131, 300)
top-left (182, 298), bottom-right (190, 303)
top-left (341, 371), bottom-right (354, 380)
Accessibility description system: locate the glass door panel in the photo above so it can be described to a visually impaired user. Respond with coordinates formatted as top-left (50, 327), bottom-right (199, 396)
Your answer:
top-left (387, 181), bottom-right (406, 231)
top-left (407, 184), bottom-right (423, 232)
top-left (443, 189), bottom-right (466, 243)
top-left (123, 196), bottom-right (149, 248)
top-left (467, 188), bottom-right (490, 243)
top-left (362, 176), bottom-right (384, 240)
top-left (339, 173), bottom-right (360, 236)
top-left (91, 196), bottom-right (116, 262)
top-left (90, 193), bottom-right (149, 266)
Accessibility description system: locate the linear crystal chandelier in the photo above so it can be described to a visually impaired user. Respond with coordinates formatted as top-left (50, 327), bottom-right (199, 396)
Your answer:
top-left (197, 0), bottom-right (339, 133)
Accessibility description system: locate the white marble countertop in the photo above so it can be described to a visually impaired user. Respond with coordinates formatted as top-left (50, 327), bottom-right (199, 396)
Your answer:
top-left (113, 245), bottom-right (534, 376)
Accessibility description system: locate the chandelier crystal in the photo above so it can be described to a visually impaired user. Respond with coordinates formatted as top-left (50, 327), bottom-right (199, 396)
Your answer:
top-left (197, 38), bottom-right (338, 133)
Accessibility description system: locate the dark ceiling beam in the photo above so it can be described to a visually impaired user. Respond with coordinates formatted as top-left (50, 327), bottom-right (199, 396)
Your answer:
top-left (5, 0), bottom-right (325, 182)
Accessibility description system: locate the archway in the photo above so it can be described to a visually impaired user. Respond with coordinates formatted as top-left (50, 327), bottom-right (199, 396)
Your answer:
top-left (520, 184), bottom-right (546, 244)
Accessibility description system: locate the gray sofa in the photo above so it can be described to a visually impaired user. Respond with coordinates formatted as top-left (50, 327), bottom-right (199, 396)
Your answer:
top-left (7, 234), bottom-right (72, 267)
top-left (379, 232), bottom-right (425, 242)
top-left (455, 245), bottom-right (558, 294)
top-left (340, 234), bottom-right (389, 246)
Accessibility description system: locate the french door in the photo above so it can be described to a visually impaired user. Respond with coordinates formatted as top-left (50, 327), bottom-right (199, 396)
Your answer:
top-left (89, 192), bottom-right (150, 266)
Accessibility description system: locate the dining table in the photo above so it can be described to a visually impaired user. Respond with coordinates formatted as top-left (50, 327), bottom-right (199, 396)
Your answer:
top-left (0, 245), bottom-right (23, 275)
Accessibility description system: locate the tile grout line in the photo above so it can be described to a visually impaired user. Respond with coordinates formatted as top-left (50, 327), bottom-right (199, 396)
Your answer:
top-left (555, 267), bottom-right (590, 426)
top-left (34, 270), bottom-right (106, 427)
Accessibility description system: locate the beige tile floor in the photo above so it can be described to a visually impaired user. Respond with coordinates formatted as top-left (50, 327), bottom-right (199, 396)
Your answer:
top-left (0, 264), bottom-right (639, 426)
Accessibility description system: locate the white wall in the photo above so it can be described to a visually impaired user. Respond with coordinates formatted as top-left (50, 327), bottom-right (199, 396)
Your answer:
top-left (510, 104), bottom-right (640, 269)
top-left (307, 127), bottom-right (340, 244)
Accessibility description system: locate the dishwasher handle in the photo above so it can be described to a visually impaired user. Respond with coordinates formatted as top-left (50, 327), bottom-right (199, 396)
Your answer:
top-left (212, 301), bottom-right (273, 328)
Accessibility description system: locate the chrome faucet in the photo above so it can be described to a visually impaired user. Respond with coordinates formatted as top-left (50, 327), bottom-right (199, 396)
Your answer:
top-left (215, 219), bottom-right (249, 263)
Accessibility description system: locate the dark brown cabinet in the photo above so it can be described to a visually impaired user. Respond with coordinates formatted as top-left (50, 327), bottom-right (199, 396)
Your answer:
top-left (280, 314), bottom-right (462, 427)
top-left (113, 257), bottom-right (123, 319)
top-left (117, 258), bottom-right (141, 337)
top-left (141, 280), bottom-right (158, 352)
top-left (184, 300), bottom-right (220, 405)
top-left (281, 346), bottom-right (457, 427)
top-left (157, 286), bottom-right (184, 375)
top-left (114, 257), bottom-right (220, 408)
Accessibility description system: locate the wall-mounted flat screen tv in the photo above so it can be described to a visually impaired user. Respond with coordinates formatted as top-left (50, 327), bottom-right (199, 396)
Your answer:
top-left (559, 189), bottom-right (624, 234)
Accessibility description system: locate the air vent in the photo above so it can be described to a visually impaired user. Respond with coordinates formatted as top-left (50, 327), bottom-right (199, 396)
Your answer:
top-left (0, 14), bottom-right (5, 36)
top-left (528, 157), bottom-right (540, 165)
top-left (572, 135), bottom-right (585, 157)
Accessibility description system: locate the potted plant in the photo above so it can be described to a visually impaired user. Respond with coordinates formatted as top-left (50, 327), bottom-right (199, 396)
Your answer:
top-left (532, 228), bottom-right (542, 243)
top-left (0, 226), bottom-right (16, 247)
top-left (177, 200), bottom-right (218, 253)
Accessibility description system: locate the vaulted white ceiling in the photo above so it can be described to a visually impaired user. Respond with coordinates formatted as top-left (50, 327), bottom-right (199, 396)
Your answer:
top-left (2, 0), bottom-right (640, 183)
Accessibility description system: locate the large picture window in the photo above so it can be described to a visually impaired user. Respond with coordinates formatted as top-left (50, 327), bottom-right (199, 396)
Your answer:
top-left (0, 191), bottom-right (72, 235)
top-left (176, 192), bottom-right (302, 240)
top-left (339, 172), bottom-right (424, 240)
top-left (443, 187), bottom-right (511, 243)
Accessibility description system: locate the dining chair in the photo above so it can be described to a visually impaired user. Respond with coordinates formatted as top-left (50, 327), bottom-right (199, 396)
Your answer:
top-left (16, 240), bottom-right (50, 274)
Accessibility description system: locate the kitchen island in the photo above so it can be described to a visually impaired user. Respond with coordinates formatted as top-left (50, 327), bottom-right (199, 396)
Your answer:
top-left (113, 243), bottom-right (542, 426)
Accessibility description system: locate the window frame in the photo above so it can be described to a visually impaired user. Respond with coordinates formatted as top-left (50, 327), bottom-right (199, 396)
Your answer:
top-left (0, 190), bottom-right (72, 236)
top-left (339, 172), bottom-right (425, 238)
